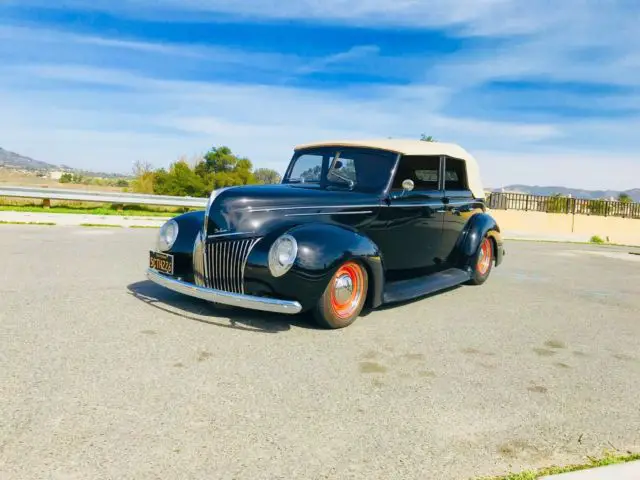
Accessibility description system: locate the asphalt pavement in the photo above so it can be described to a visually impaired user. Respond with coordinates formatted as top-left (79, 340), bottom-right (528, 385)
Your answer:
top-left (1, 225), bottom-right (639, 479)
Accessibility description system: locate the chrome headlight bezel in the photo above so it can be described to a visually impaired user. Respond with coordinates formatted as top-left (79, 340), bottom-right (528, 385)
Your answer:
top-left (157, 219), bottom-right (179, 252)
top-left (268, 234), bottom-right (298, 277)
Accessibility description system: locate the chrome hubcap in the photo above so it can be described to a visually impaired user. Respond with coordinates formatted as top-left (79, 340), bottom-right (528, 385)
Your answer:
top-left (333, 274), bottom-right (354, 304)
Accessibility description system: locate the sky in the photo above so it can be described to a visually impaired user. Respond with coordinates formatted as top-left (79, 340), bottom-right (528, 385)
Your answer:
top-left (0, 0), bottom-right (639, 190)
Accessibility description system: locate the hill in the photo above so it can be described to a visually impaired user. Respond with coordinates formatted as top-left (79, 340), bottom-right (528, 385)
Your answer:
top-left (0, 147), bottom-right (128, 178)
top-left (495, 185), bottom-right (640, 202)
top-left (0, 147), bottom-right (59, 171)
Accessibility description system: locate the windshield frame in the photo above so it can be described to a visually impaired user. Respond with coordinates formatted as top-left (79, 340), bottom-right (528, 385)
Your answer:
top-left (282, 146), bottom-right (400, 195)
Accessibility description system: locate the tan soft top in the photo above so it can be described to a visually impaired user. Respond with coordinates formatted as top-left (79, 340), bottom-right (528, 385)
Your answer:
top-left (294, 139), bottom-right (485, 199)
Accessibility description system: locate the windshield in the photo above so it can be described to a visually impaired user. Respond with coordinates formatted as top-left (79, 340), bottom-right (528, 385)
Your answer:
top-left (283, 147), bottom-right (397, 194)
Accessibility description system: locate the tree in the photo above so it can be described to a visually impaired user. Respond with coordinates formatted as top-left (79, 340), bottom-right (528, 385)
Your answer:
top-left (59, 173), bottom-right (73, 184)
top-left (131, 160), bottom-right (156, 194)
top-left (618, 192), bottom-right (632, 203)
top-left (195, 146), bottom-right (256, 190)
top-left (153, 160), bottom-right (208, 197)
top-left (254, 168), bottom-right (281, 185)
top-left (420, 134), bottom-right (436, 142)
top-left (130, 146), bottom-right (260, 196)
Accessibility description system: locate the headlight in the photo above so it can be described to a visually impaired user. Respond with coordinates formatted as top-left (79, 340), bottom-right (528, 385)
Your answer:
top-left (157, 219), bottom-right (179, 251)
top-left (268, 234), bottom-right (298, 277)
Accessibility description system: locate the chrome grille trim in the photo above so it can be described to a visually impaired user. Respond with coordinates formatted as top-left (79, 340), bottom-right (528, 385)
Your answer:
top-left (196, 237), bottom-right (261, 294)
top-left (193, 231), bottom-right (206, 287)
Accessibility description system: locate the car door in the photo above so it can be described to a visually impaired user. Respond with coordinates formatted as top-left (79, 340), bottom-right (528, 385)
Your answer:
top-left (439, 157), bottom-right (481, 263)
top-left (375, 155), bottom-right (447, 275)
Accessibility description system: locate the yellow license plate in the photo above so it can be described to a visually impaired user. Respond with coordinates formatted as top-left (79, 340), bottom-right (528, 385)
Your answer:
top-left (149, 251), bottom-right (174, 275)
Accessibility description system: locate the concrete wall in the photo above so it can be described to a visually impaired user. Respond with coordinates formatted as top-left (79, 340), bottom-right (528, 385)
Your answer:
top-left (488, 209), bottom-right (640, 246)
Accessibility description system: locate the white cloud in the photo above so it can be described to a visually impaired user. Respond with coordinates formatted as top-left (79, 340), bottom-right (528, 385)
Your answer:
top-left (6, 64), bottom-right (634, 190)
top-left (1, 2), bottom-right (638, 189)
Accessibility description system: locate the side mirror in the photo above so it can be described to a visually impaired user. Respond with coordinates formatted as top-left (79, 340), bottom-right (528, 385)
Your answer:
top-left (402, 179), bottom-right (414, 192)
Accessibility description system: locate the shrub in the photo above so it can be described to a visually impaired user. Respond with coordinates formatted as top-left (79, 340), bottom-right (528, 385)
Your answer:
top-left (59, 173), bottom-right (73, 183)
top-left (546, 194), bottom-right (570, 213)
top-left (589, 235), bottom-right (605, 244)
top-left (588, 199), bottom-right (607, 215)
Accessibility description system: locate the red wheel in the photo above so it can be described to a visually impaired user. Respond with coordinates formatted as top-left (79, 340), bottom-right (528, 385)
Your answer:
top-left (469, 236), bottom-right (494, 285)
top-left (477, 237), bottom-right (493, 276)
top-left (314, 261), bottom-right (368, 329)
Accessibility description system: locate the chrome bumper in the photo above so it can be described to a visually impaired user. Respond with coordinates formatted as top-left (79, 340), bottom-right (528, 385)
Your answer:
top-left (146, 268), bottom-right (303, 315)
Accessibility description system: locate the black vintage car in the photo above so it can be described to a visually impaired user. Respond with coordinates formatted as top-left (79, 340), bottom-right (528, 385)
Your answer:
top-left (147, 139), bottom-right (505, 329)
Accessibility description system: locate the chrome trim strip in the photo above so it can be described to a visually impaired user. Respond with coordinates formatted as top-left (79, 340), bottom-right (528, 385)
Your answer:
top-left (244, 202), bottom-right (473, 213)
top-left (284, 210), bottom-right (373, 217)
top-left (207, 231), bottom-right (253, 240)
top-left (247, 204), bottom-right (382, 213)
top-left (231, 241), bottom-right (238, 294)
top-left (241, 238), bottom-right (261, 294)
top-left (193, 231), bottom-right (206, 288)
top-left (146, 269), bottom-right (302, 315)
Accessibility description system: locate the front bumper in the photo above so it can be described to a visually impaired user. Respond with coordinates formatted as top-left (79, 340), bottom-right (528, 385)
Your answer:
top-left (146, 268), bottom-right (303, 315)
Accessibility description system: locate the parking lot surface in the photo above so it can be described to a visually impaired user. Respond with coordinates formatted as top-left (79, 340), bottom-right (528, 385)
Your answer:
top-left (1, 226), bottom-right (639, 479)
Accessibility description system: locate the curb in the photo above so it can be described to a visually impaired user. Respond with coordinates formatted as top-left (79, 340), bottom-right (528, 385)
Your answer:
top-left (540, 460), bottom-right (640, 479)
top-left (0, 211), bottom-right (167, 228)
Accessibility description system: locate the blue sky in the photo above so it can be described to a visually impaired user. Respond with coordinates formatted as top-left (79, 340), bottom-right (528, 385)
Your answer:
top-left (0, 0), bottom-right (639, 189)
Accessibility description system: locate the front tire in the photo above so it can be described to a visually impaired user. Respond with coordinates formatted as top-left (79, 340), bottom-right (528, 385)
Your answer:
top-left (468, 236), bottom-right (494, 285)
top-left (313, 261), bottom-right (368, 329)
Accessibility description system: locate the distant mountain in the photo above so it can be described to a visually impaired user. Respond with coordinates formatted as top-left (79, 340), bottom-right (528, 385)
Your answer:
top-left (0, 147), bottom-right (128, 178)
top-left (0, 147), bottom-right (59, 171)
top-left (495, 185), bottom-right (640, 202)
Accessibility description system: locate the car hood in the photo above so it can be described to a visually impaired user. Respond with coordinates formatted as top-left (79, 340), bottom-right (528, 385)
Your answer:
top-left (206, 184), bottom-right (381, 235)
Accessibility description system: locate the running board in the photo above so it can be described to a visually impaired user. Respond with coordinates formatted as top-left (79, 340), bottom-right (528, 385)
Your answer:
top-left (382, 268), bottom-right (471, 304)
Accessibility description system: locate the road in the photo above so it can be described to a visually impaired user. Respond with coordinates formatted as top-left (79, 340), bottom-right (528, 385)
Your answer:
top-left (1, 225), bottom-right (639, 480)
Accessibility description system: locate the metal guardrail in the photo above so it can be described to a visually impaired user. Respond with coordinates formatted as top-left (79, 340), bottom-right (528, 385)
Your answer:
top-left (0, 186), bottom-right (208, 208)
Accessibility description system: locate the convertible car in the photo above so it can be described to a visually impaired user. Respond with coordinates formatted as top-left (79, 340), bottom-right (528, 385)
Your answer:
top-left (147, 139), bottom-right (505, 329)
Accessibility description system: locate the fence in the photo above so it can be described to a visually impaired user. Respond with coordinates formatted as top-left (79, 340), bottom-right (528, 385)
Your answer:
top-left (487, 192), bottom-right (640, 219)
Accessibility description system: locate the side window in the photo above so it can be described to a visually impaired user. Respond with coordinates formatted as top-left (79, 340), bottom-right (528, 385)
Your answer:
top-left (444, 158), bottom-right (468, 191)
top-left (288, 153), bottom-right (323, 183)
top-left (391, 155), bottom-right (440, 191)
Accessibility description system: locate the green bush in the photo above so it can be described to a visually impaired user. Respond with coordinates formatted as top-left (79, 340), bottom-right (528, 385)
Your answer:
top-left (131, 146), bottom-right (268, 197)
top-left (588, 199), bottom-right (607, 215)
top-left (589, 235), bottom-right (605, 244)
top-left (59, 173), bottom-right (73, 183)
top-left (546, 194), bottom-right (570, 213)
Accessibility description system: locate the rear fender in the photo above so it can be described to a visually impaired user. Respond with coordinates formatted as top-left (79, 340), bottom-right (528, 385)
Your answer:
top-left (451, 212), bottom-right (504, 270)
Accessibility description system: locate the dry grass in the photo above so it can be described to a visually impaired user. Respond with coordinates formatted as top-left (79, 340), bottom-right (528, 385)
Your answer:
top-left (0, 198), bottom-right (192, 217)
top-left (477, 451), bottom-right (640, 480)
top-left (0, 170), bottom-right (125, 192)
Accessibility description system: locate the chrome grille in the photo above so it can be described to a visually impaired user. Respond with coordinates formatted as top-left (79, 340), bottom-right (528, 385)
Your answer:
top-left (194, 236), bottom-right (260, 294)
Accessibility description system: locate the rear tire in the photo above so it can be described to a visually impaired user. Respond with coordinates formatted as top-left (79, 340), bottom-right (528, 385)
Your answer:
top-left (313, 261), bottom-right (368, 329)
top-left (468, 236), bottom-right (494, 285)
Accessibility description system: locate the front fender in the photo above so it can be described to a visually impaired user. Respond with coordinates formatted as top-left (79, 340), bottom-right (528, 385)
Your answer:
top-left (244, 223), bottom-right (385, 311)
top-left (451, 212), bottom-right (504, 270)
top-left (161, 210), bottom-right (204, 280)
